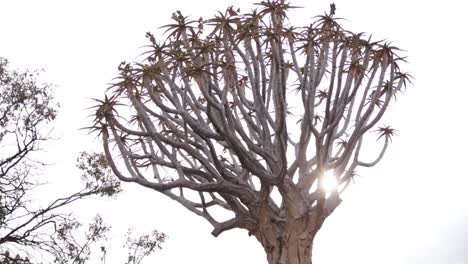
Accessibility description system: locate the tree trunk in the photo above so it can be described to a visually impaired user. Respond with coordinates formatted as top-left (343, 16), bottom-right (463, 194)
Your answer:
top-left (254, 213), bottom-right (320, 264)
top-left (251, 182), bottom-right (341, 264)
top-left (262, 231), bottom-right (314, 264)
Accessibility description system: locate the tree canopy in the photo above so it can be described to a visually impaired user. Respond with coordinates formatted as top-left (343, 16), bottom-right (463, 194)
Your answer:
top-left (93, 1), bottom-right (410, 263)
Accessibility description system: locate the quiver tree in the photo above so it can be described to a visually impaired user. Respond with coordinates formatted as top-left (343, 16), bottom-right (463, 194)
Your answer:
top-left (93, 1), bottom-right (411, 263)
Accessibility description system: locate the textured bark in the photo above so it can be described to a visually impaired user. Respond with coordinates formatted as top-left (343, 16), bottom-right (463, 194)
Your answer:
top-left (254, 211), bottom-right (321, 264)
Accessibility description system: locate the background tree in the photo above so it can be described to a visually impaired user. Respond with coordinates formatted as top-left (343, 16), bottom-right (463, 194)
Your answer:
top-left (0, 58), bottom-right (165, 263)
top-left (93, 1), bottom-right (410, 263)
top-left (123, 228), bottom-right (166, 264)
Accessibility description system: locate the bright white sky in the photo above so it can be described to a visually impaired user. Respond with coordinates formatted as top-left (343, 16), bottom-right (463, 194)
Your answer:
top-left (1, 0), bottom-right (467, 263)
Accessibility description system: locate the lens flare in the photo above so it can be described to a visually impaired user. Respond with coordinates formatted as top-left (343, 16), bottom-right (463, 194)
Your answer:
top-left (321, 170), bottom-right (338, 192)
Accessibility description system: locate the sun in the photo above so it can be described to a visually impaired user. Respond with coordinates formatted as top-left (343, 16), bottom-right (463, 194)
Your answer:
top-left (321, 170), bottom-right (338, 193)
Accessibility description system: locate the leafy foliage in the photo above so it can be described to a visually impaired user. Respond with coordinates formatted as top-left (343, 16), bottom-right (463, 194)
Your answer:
top-left (77, 152), bottom-right (122, 197)
top-left (124, 229), bottom-right (166, 264)
top-left (0, 58), bottom-right (164, 263)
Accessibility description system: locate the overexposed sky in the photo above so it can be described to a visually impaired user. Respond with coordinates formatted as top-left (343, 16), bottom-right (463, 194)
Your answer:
top-left (1, 0), bottom-right (467, 263)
